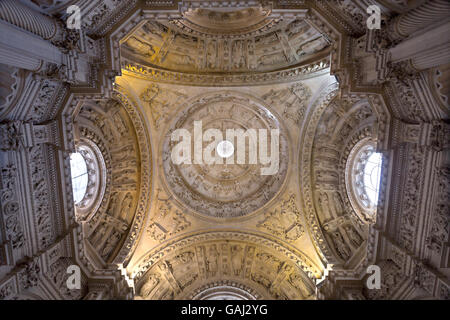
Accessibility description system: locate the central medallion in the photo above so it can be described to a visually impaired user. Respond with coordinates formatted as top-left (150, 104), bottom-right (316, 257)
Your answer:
top-left (161, 91), bottom-right (289, 219)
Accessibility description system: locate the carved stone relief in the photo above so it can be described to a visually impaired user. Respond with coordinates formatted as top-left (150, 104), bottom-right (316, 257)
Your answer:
top-left (257, 193), bottom-right (304, 242)
top-left (161, 91), bottom-right (289, 219)
top-left (309, 95), bottom-right (376, 264)
top-left (147, 188), bottom-right (191, 242)
top-left (135, 238), bottom-right (316, 300)
top-left (75, 98), bottom-right (144, 263)
top-left (122, 18), bottom-right (329, 74)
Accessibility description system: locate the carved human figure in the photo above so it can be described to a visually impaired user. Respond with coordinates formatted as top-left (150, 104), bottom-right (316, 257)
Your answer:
top-left (345, 225), bottom-right (363, 248)
top-left (251, 273), bottom-right (271, 289)
top-left (112, 111), bottom-right (128, 137)
top-left (101, 230), bottom-right (121, 260)
top-left (140, 274), bottom-right (160, 299)
top-left (127, 37), bottom-right (155, 57)
top-left (206, 245), bottom-right (219, 276)
top-left (141, 84), bottom-right (160, 104)
top-left (297, 37), bottom-right (328, 56)
top-left (231, 245), bottom-right (244, 276)
top-left (332, 231), bottom-right (351, 261)
top-left (175, 251), bottom-right (194, 264)
top-left (333, 192), bottom-right (344, 216)
top-left (119, 193), bottom-right (133, 219)
top-left (106, 192), bottom-right (119, 217)
top-left (256, 252), bottom-right (280, 272)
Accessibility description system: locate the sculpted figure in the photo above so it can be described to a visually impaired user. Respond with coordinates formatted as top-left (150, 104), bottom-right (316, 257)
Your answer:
top-left (127, 37), bottom-right (155, 57)
top-left (297, 37), bottom-right (328, 56)
top-left (119, 193), bottom-right (133, 218)
top-left (140, 274), bottom-right (160, 298)
top-left (206, 245), bottom-right (219, 276)
top-left (332, 231), bottom-right (351, 260)
top-left (231, 245), bottom-right (243, 276)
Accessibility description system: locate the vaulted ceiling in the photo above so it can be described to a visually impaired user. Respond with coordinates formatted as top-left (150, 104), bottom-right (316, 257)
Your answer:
top-left (109, 4), bottom-right (370, 300)
top-left (0, 0), bottom-right (448, 301)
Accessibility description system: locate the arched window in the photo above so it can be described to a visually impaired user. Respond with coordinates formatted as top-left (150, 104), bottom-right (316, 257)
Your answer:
top-left (346, 139), bottom-right (382, 222)
top-left (363, 152), bottom-right (382, 205)
top-left (70, 152), bottom-right (89, 204)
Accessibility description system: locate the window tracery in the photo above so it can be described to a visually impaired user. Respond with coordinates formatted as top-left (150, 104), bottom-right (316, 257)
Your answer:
top-left (345, 139), bottom-right (382, 220)
top-left (70, 141), bottom-right (107, 222)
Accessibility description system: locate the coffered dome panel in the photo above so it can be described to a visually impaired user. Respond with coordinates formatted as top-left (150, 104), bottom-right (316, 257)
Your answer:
top-left (121, 15), bottom-right (330, 75)
top-left (161, 91), bottom-right (289, 219)
top-left (179, 7), bottom-right (274, 36)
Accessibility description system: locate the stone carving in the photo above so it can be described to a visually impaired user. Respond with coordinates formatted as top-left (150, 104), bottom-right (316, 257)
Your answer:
top-left (140, 274), bottom-right (160, 298)
top-left (48, 258), bottom-right (83, 299)
top-left (140, 84), bottom-right (187, 129)
top-left (29, 80), bottom-right (59, 123)
top-left (426, 167), bottom-right (450, 254)
top-left (3, 201), bottom-right (25, 249)
top-left (110, 90), bottom-right (152, 265)
top-left (257, 194), bottom-right (305, 241)
top-left (0, 121), bottom-right (24, 151)
top-left (1, 162), bottom-right (25, 249)
top-left (135, 238), bottom-right (316, 300)
top-left (29, 145), bottom-right (54, 250)
top-left (332, 0), bottom-right (367, 32)
top-left (1, 0), bottom-right (447, 301)
top-left (364, 260), bottom-right (405, 300)
top-left (262, 82), bottom-right (312, 125)
top-left (1, 164), bottom-right (17, 196)
top-left (174, 251), bottom-right (194, 264)
top-left (205, 245), bottom-right (219, 277)
top-left (414, 261), bottom-right (436, 295)
top-left (123, 57), bottom-right (330, 86)
top-left (399, 146), bottom-right (425, 252)
top-left (344, 225), bottom-right (363, 248)
top-left (230, 245), bottom-right (244, 276)
top-left (330, 231), bottom-right (351, 261)
top-left (122, 19), bottom-right (329, 74)
top-left (76, 96), bottom-right (149, 265)
top-left (18, 258), bottom-right (40, 290)
top-left (147, 189), bottom-right (191, 242)
top-left (0, 65), bottom-right (20, 118)
top-left (390, 77), bottom-right (427, 122)
top-left (162, 91), bottom-right (288, 218)
top-left (101, 230), bottom-right (122, 260)
top-left (0, 281), bottom-right (15, 300)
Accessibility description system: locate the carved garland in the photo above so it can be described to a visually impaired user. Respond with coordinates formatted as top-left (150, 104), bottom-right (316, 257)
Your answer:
top-left (121, 58), bottom-right (330, 86)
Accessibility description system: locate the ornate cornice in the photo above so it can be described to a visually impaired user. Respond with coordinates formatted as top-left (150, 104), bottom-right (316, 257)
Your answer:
top-left (111, 87), bottom-right (153, 265)
top-left (299, 80), bottom-right (339, 264)
top-left (121, 57), bottom-right (330, 86)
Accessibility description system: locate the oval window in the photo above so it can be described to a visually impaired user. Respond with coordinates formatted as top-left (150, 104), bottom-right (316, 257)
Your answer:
top-left (70, 152), bottom-right (89, 204)
top-left (345, 139), bottom-right (383, 222)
